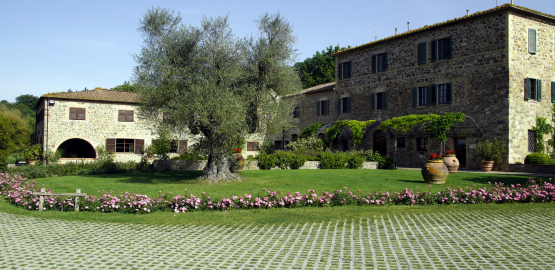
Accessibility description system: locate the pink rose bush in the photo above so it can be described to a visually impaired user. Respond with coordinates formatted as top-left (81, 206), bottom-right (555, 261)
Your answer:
top-left (1, 172), bottom-right (555, 213)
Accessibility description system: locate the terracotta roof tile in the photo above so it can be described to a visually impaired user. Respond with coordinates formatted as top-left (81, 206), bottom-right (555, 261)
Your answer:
top-left (298, 82), bottom-right (335, 95)
top-left (42, 89), bottom-right (140, 103)
top-left (334, 4), bottom-right (555, 56)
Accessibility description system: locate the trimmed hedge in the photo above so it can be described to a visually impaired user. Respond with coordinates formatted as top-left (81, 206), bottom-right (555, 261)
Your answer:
top-left (524, 153), bottom-right (551, 165)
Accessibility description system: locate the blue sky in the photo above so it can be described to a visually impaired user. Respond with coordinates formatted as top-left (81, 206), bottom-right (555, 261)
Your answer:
top-left (1, 0), bottom-right (554, 102)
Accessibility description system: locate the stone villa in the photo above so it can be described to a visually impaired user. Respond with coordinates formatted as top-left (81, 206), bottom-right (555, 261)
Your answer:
top-left (279, 4), bottom-right (555, 170)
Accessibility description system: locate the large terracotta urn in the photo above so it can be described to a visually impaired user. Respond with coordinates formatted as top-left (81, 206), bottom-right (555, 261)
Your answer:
top-left (231, 152), bottom-right (246, 172)
top-left (479, 161), bottom-right (495, 172)
top-left (443, 153), bottom-right (459, 173)
top-left (421, 160), bottom-right (449, 184)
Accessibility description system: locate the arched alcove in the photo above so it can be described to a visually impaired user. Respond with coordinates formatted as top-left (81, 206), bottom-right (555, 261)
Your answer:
top-left (57, 138), bottom-right (96, 158)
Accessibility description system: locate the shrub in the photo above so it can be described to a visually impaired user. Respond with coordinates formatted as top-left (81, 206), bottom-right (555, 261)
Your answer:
top-left (273, 151), bottom-right (291, 169)
top-left (380, 157), bottom-right (395, 169)
top-left (288, 154), bottom-right (307, 169)
top-left (257, 152), bottom-right (277, 170)
top-left (260, 140), bottom-right (276, 154)
top-left (257, 151), bottom-right (307, 170)
top-left (524, 153), bottom-right (551, 165)
top-left (346, 154), bottom-right (365, 169)
top-left (285, 137), bottom-right (323, 152)
top-left (171, 153), bottom-right (206, 160)
top-left (318, 151), bottom-right (347, 169)
top-left (476, 138), bottom-right (506, 162)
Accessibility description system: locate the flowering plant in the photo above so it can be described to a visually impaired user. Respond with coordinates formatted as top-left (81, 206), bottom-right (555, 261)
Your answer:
top-left (429, 153), bottom-right (444, 160)
top-left (231, 149), bottom-right (242, 153)
top-left (445, 151), bottom-right (455, 155)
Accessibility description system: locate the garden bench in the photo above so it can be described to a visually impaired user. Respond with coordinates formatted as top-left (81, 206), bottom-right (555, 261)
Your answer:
top-left (32, 188), bottom-right (87, 212)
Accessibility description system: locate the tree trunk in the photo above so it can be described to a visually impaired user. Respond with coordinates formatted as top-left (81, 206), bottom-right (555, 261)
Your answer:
top-left (203, 153), bottom-right (238, 182)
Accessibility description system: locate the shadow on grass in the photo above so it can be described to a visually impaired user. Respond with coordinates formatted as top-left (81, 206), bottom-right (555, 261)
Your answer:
top-left (78, 171), bottom-right (205, 184)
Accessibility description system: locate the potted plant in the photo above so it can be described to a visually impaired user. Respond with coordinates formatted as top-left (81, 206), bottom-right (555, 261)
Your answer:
top-left (230, 148), bottom-right (246, 172)
top-left (421, 153), bottom-right (449, 184)
top-left (142, 145), bottom-right (155, 164)
top-left (443, 151), bottom-right (459, 173)
top-left (476, 138), bottom-right (506, 172)
top-left (22, 144), bottom-right (43, 165)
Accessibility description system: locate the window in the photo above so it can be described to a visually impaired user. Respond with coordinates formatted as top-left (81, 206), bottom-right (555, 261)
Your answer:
top-left (337, 97), bottom-right (351, 114)
top-left (417, 42), bottom-right (427, 64)
top-left (528, 130), bottom-right (535, 152)
top-left (418, 87), bottom-right (427, 106)
top-left (397, 138), bottom-right (405, 148)
top-left (169, 140), bottom-right (178, 153)
top-left (247, 142), bottom-right (260, 151)
top-left (293, 105), bottom-right (300, 118)
top-left (316, 100), bottom-right (329, 116)
top-left (118, 110), bottom-right (134, 122)
top-left (438, 84), bottom-right (448, 104)
top-left (371, 92), bottom-right (387, 110)
top-left (372, 52), bottom-right (387, 73)
top-left (413, 83), bottom-right (451, 106)
top-left (525, 78), bottom-right (542, 101)
top-left (338, 61), bottom-right (352, 80)
top-left (529, 29), bottom-right (536, 54)
top-left (431, 37), bottom-right (452, 62)
top-left (116, 139), bottom-right (135, 153)
top-left (69, 108), bottom-right (86, 120)
top-left (291, 134), bottom-right (298, 142)
top-left (416, 138), bottom-right (427, 151)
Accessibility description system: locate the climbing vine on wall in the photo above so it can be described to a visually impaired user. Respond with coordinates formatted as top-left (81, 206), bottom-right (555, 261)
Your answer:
top-left (300, 122), bottom-right (323, 139)
top-left (424, 112), bottom-right (465, 142)
top-left (532, 116), bottom-right (554, 153)
top-left (378, 114), bottom-right (439, 135)
top-left (325, 120), bottom-right (376, 146)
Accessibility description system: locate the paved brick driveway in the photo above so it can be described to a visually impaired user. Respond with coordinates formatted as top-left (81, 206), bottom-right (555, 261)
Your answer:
top-left (1, 209), bottom-right (554, 269)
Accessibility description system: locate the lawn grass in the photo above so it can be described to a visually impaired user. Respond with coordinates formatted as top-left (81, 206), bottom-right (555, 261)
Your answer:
top-left (2, 169), bottom-right (550, 227)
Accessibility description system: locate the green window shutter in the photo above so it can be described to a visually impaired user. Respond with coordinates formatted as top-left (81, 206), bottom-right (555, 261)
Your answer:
top-left (425, 86), bottom-right (432, 105)
top-left (338, 63), bottom-right (343, 80)
top-left (431, 85), bottom-right (437, 105)
top-left (371, 55), bottom-right (376, 74)
top-left (431, 40), bottom-right (437, 62)
top-left (446, 83), bottom-right (452, 104)
top-left (529, 29), bottom-right (537, 54)
top-left (371, 93), bottom-right (376, 110)
top-left (412, 87), bottom-right (418, 107)
top-left (346, 97), bottom-right (352, 113)
top-left (347, 61), bottom-right (352, 78)
top-left (552, 82), bottom-right (555, 103)
top-left (316, 101), bottom-right (320, 116)
top-left (538, 79), bottom-right (542, 101)
top-left (383, 52), bottom-right (388, 71)
top-left (325, 100), bottom-right (329, 115)
top-left (337, 98), bottom-right (342, 114)
top-left (446, 37), bottom-right (452, 59)
top-left (526, 78), bottom-right (531, 100)
top-left (418, 42), bottom-right (426, 64)
top-left (382, 92), bottom-right (387, 110)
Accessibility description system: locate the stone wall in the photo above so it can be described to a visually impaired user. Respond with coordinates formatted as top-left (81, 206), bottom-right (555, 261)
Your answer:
top-left (507, 10), bottom-right (555, 164)
top-left (507, 164), bottom-right (555, 174)
top-left (154, 160), bottom-right (379, 171)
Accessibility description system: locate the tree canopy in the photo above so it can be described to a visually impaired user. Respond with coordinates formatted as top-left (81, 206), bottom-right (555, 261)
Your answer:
top-left (0, 108), bottom-right (30, 169)
top-left (112, 81), bottom-right (139, 92)
top-left (295, 45), bottom-right (348, 89)
top-left (133, 8), bottom-right (301, 180)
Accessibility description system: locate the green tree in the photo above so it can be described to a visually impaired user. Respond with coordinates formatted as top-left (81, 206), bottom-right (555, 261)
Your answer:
top-left (0, 108), bottom-right (30, 169)
top-left (15, 94), bottom-right (39, 110)
top-left (133, 8), bottom-right (301, 181)
top-left (112, 81), bottom-right (139, 92)
top-left (294, 45), bottom-right (348, 89)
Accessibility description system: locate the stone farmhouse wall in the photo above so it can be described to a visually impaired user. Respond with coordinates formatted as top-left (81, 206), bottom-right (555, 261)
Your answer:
top-left (289, 7), bottom-right (555, 170)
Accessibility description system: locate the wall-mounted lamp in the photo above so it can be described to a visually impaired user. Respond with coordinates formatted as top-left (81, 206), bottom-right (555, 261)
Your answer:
top-left (48, 100), bottom-right (55, 106)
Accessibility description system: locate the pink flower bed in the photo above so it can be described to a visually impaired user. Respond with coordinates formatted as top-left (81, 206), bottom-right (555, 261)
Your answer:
top-left (1, 172), bottom-right (554, 213)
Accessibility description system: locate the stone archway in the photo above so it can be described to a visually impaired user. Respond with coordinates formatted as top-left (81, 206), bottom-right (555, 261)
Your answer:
top-left (57, 138), bottom-right (96, 158)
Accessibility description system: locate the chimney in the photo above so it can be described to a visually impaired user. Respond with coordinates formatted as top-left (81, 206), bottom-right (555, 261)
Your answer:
top-left (395, 28), bottom-right (398, 35)
top-left (407, 22), bottom-right (410, 31)
top-left (466, 10), bottom-right (469, 16)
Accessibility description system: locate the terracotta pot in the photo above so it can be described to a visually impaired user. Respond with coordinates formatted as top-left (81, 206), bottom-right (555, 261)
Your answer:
top-left (443, 154), bottom-right (459, 173)
top-left (231, 152), bottom-right (246, 172)
top-left (421, 159), bottom-right (449, 184)
top-left (479, 161), bottom-right (495, 172)
top-left (26, 160), bottom-right (37, 166)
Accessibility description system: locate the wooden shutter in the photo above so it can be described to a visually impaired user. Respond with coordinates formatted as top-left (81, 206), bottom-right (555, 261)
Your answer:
top-left (126, 111), bottom-right (134, 122)
top-left (69, 108), bottom-right (77, 120)
top-left (382, 92), bottom-right (387, 110)
top-left (134, 139), bottom-right (144, 154)
top-left (526, 78), bottom-right (531, 100)
top-left (446, 37), bottom-right (452, 59)
top-left (425, 86), bottom-right (432, 105)
top-left (383, 52), bottom-right (387, 71)
top-left (106, 139), bottom-right (116, 152)
top-left (529, 29), bottom-right (537, 54)
top-left (418, 42), bottom-right (426, 64)
top-left (552, 82), bottom-right (555, 103)
top-left (538, 79), bottom-right (542, 101)
top-left (430, 85), bottom-right (437, 105)
top-left (347, 61), bottom-right (352, 79)
top-left (338, 63), bottom-right (343, 80)
top-left (372, 54), bottom-right (376, 74)
top-left (412, 87), bottom-right (418, 107)
top-left (346, 97), bottom-right (351, 113)
top-left (431, 40), bottom-right (437, 62)
top-left (316, 101), bottom-right (320, 116)
top-left (337, 98), bottom-right (342, 114)
top-left (325, 100), bottom-right (329, 115)
top-left (177, 140), bottom-right (187, 154)
top-left (118, 110), bottom-right (126, 121)
top-left (77, 108), bottom-right (86, 120)
top-left (446, 83), bottom-right (452, 104)
top-left (371, 93), bottom-right (375, 110)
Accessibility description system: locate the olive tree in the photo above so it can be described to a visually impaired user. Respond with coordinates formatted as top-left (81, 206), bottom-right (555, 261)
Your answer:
top-left (133, 8), bottom-right (301, 181)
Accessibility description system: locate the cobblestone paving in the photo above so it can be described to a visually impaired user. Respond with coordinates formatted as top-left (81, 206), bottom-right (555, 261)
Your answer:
top-left (1, 210), bottom-right (554, 269)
